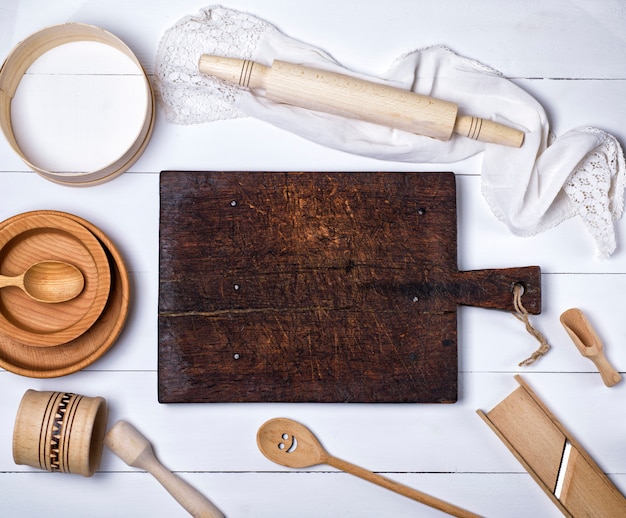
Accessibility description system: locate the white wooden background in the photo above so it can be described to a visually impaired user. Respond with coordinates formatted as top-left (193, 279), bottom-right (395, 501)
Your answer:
top-left (1, 1), bottom-right (625, 516)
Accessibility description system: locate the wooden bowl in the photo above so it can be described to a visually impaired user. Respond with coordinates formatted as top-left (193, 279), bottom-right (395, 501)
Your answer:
top-left (0, 211), bottom-right (129, 377)
top-left (0, 212), bottom-right (111, 346)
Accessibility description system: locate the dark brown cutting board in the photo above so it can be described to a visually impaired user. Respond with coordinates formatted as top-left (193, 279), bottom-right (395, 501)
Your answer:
top-left (158, 171), bottom-right (540, 403)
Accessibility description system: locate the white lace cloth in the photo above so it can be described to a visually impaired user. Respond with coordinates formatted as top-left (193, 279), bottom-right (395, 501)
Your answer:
top-left (155, 5), bottom-right (625, 258)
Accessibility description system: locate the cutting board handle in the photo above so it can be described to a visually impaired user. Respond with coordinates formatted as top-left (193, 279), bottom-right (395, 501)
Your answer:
top-left (452, 266), bottom-right (541, 314)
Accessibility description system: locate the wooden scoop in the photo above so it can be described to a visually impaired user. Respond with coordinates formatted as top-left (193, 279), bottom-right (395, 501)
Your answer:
top-left (560, 308), bottom-right (621, 387)
top-left (0, 260), bottom-right (84, 303)
top-left (105, 420), bottom-right (224, 518)
top-left (256, 417), bottom-right (480, 518)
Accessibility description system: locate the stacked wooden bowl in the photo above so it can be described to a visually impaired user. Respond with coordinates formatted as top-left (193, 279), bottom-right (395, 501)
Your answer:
top-left (0, 210), bottom-right (129, 377)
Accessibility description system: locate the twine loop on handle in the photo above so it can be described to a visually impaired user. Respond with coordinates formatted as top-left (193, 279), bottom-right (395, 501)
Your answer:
top-left (512, 283), bottom-right (550, 366)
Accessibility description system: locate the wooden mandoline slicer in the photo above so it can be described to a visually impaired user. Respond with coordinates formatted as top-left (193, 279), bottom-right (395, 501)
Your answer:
top-left (478, 375), bottom-right (626, 517)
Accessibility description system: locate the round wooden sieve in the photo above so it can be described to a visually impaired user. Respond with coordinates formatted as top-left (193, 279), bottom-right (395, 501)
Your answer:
top-left (0, 23), bottom-right (155, 186)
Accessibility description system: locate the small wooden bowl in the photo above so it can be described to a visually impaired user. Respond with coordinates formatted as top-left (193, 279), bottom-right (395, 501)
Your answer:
top-left (0, 211), bottom-right (129, 377)
top-left (0, 212), bottom-right (111, 346)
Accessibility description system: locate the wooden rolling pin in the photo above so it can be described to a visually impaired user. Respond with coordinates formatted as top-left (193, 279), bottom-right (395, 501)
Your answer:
top-left (198, 55), bottom-right (524, 147)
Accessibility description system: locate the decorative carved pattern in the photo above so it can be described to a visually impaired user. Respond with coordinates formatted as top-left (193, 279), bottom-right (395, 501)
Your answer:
top-left (44, 392), bottom-right (81, 472)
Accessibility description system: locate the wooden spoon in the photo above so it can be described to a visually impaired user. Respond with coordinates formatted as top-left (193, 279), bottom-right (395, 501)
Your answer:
top-left (0, 260), bottom-right (84, 303)
top-left (105, 420), bottom-right (224, 518)
top-left (560, 308), bottom-right (622, 387)
top-left (256, 418), bottom-right (481, 518)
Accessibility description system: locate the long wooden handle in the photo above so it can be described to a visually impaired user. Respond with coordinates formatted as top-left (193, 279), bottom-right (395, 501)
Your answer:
top-left (327, 455), bottom-right (481, 517)
top-left (198, 55), bottom-right (524, 147)
top-left (105, 421), bottom-right (224, 518)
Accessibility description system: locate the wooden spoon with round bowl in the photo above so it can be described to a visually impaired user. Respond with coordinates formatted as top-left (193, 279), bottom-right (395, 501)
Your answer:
top-left (256, 417), bottom-right (480, 517)
top-left (0, 260), bottom-right (84, 303)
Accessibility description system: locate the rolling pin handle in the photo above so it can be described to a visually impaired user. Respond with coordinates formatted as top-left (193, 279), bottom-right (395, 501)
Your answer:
top-left (454, 115), bottom-right (524, 148)
top-left (198, 55), bottom-right (270, 90)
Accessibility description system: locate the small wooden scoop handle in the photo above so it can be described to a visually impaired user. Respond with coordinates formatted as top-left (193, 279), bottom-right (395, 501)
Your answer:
top-left (198, 55), bottom-right (524, 147)
top-left (105, 421), bottom-right (224, 518)
top-left (327, 455), bottom-right (481, 518)
top-left (592, 354), bottom-right (622, 387)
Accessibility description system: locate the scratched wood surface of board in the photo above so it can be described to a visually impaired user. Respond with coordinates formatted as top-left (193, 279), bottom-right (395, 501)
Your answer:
top-left (158, 171), bottom-right (540, 403)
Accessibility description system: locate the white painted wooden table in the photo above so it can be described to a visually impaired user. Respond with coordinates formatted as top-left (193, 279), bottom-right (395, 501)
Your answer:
top-left (1, 1), bottom-right (625, 516)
